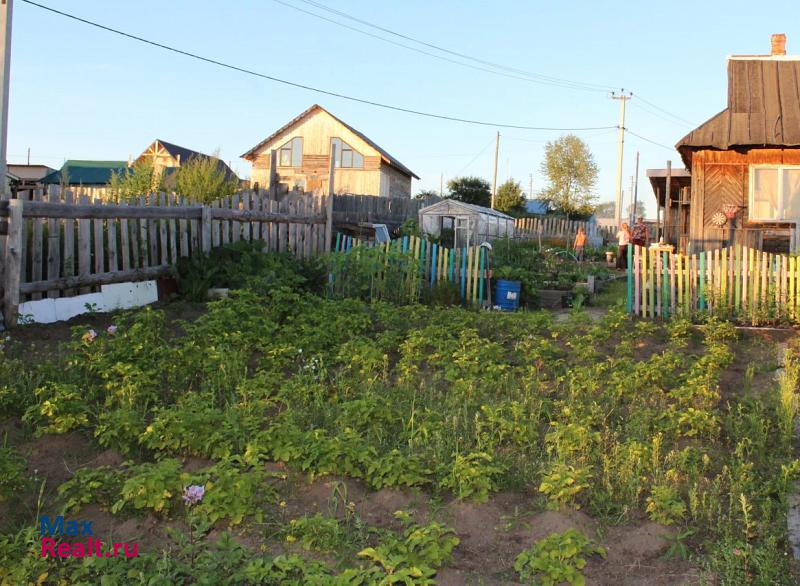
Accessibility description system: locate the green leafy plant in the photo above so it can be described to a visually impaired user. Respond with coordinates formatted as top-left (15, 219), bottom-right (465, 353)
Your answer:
top-left (645, 485), bottom-right (686, 525)
top-left (440, 451), bottom-right (504, 502)
top-left (356, 511), bottom-right (459, 583)
top-left (514, 529), bottom-right (606, 586)
top-left (112, 458), bottom-right (185, 516)
top-left (0, 445), bottom-right (27, 502)
top-left (58, 466), bottom-right (122, 512)
top-left (538, 462), bottom-right (592, 510)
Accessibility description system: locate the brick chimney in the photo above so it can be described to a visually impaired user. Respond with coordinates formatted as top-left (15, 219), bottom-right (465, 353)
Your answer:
top-left (771, 33), bottom-right (787, 56)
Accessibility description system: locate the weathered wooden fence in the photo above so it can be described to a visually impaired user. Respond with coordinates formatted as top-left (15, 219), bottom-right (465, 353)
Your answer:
top-left (331, 233), bottom-right (490, 306)
top-left (0, 188), bottom-right (332, 326)
top-left (332, 194), bottom-right (439, 226)
top-left (626, 244), bottom-right (800, 322)
top-left (514, 216), bottom-right (614, 244)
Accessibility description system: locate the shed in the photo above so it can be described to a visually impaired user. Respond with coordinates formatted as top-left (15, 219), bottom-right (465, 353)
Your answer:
top-left (418, 199), bottom-right (515, 247)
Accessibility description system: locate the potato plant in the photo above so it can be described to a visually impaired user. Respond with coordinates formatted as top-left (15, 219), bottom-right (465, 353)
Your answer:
top-left (0, 257), bottom-right (799, 583)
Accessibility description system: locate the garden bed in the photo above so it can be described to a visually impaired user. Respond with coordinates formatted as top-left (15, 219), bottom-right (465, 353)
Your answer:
top-left (1, 276), bottom-right (800, 584)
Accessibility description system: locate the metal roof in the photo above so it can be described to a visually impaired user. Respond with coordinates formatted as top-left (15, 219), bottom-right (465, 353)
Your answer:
top-left (240, 104), bottom-right (419, 179)
top-left (41, 160), bottom-right (128, 185)
top-left (676, 57), bottom-right (800, 165)
top-left (152, 140), bottom-right (238, 181)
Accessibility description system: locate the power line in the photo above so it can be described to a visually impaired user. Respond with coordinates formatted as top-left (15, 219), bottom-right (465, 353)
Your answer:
top-left (271, 0), bottom-right (597, 91)
top-left (629, 100), bottom-right (693, 128)
top-left (626, 129), bottom-right (675, 151)
top-left (292, 1), bottom-right (697, 129)
top-left (631, 93), bottom-right (697, 127)
top-left (457, 137), bottom-right (495, 174)
top-left (20, 0), bottom-right (618, 133)
top-left (293, 0), bottom-right (613, 92)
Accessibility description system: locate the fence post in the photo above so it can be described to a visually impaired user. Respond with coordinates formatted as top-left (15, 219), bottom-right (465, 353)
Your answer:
top-left (626, 244), bottom-right (633, 313)
top-left (3, 198), bottom-right (23, 327)
top-left (268, 149), bottom-right (278, 201)
top-left (325, 144), bottom-right (336, 251)
top-left (201, 205), bottom-right (212, 253)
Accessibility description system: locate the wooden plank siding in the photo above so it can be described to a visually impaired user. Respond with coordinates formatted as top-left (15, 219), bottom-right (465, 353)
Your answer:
top-left (686, 149), bottom-right (800, 253)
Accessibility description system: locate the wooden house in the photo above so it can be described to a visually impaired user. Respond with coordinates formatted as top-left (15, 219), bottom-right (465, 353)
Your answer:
top-left (241, 104), bottom-right (419, 198)
top-left (671, 34), bottom-right (800, 254)
top-left (8, 164), bottom-right (55, 191)
top-left (136, 139), bottom-right (238, 182)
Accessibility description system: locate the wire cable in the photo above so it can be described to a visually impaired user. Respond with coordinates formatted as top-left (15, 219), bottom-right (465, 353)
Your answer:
top-left (286, 1), bottom-right (697, 129)
top-left (20, 0), bottom-right (618, 132)
top-left (293, 0), bottom-right (614, 92)
top-left (631, 93), bottom-right (697, 127)
top-left (456, 137), bottom-right (496, 174)
top-left (271, 0), bottom-right (599, 91)
top-left (626, 129), bottom-right (675, 151)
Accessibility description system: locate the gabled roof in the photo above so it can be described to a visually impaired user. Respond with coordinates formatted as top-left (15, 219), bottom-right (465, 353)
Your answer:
top-left (148, 139), bottom-right (238, 181)
top-left (41, 160), bottom-right (128, 185)
top-left (419, 198), bottom-right (514, 220)
top-left (241, 104), bottom-right (419, 179)
top-left (676, 56), bottom-right (800, 166)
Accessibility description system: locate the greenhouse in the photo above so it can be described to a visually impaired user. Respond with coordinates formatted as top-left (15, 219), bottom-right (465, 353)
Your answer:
top-left (418, 199), bottom-right (515, 247)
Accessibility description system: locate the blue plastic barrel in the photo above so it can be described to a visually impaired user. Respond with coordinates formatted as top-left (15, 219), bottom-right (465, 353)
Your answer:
top-left (495, 279), bottom-right (521, 311)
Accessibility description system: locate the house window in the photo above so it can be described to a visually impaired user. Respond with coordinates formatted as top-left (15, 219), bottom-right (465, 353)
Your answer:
top-left (749, 165), bottom-right (800, 221)
top-left (330, 138), bottom-right (364, 168)
top-left (278, 137), bottom-right (303, 167)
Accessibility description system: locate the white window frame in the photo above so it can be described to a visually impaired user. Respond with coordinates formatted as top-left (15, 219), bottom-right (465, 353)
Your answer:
top-left (748, 164), bottom-right (800, 222)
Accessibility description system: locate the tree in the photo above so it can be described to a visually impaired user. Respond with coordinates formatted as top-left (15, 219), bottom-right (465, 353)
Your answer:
top-left (594, 201), bottom-right (616, 218)
top-left (539, 134), bottom-right (598, 217)
top-left (415, 188), bottom-right (440, 201)
top-left (494, 178), bottom-right (526, 214)
top-left (107, 162), bottom-right (163, 203)
top-left (627, 200), bottom-right (646, 219)
top-left (446, 176), bottom-right (491, 207)
top-left (594, 199), bottom-right (645, 219)
top-left (173, 154), bottom-right (239, 204)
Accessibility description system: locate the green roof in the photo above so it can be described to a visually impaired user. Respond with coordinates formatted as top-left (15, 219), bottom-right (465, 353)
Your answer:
top-left (41, 160), bottom-right (128, 185)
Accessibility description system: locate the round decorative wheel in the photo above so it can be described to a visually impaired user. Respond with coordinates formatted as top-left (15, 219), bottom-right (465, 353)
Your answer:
top-left (710, 211), bottom-right (728, 227)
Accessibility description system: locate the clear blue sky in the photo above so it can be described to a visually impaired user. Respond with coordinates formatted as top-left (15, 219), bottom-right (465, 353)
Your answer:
top-left (8, 0), bottom-right (800, 216)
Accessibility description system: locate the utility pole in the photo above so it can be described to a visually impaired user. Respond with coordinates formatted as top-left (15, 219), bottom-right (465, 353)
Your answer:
top-left (529, 173), bottom-right (533, 199)
top-left (610, 89), bottom-right (631, 229)
top-left (629, 176), bottom-right (635, 224)
top-left (439, 173), bottom-right (443, 197)
top-left (0, 0), bottom-right (13, 195)
top-left (632, 151), bottom-right (640, 223)
top-left (491, 131), bottom-right (500, 209)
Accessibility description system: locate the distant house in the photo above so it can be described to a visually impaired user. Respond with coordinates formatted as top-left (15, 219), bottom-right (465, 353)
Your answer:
top-left (525, 199), bottom-right (548, 215)
top-left (667, 34), bottom-right (800, 253)
top-left (8, 164), bottom-right (56, 191)
top-left (136, 139), bottom-right (238, 182)
top-left (41, 160), bottom-right (128, 186)
top-left (241, 104), bottom-right (419, 198)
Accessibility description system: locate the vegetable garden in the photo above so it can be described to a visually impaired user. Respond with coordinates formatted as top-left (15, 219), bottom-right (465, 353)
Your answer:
top-left (1, 245), bottom-right (800, 584)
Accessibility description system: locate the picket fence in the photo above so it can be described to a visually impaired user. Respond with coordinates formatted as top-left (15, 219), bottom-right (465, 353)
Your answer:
top-left (0, 187), bottom-right (332, 326)
top-left (626, 244), bottom-right (800, 321)
top-left (514, 216), bottom-right (614, 243)
top-left (332, 233), bottom-right (490, 305)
